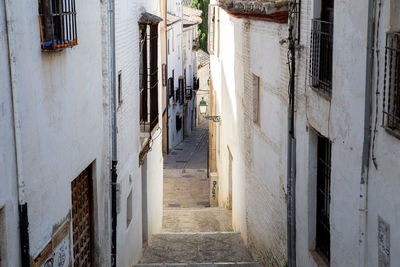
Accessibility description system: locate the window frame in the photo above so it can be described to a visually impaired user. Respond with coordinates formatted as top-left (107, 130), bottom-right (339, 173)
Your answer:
top-left (38, 0), bottom-right (78, 51)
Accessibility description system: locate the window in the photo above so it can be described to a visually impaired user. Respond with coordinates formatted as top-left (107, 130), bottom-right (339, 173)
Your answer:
top-left (253, 74), bottom-right (260, 125)
top-left (208, 5), bottom-right (215, 53)
top-left (168, 77), bottom-right (174, 99)
top-left (126, 189), bottom-right (133, 228)
top-left (118, 71), bottom-right (122, 108)
top-left (179, 77), bottom-right (184, 104)
top-left (139, 23), bottom-right (159, 133)
top-left (316, 135), bottom-right (331, 263)
top-left (176, 115), bottom-right (182, 131)
top-left (310, 0), bottom-right (334, 96)
top-left (38, 0), bottom-right (78, 51)
top-left (383, 32), bottom-right (400, 136)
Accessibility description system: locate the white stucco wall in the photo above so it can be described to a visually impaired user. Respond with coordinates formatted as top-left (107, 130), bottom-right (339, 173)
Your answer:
top-left (115, 0), bottom-right (164, 266)
top-left (0, 2), bottom-right (20, 265)
top-left (0, 0), bottom-right (111, 265)
top-left (209, 6), bottom-right (289, 265)
top-left (167, 19), bottom-right (185, 149)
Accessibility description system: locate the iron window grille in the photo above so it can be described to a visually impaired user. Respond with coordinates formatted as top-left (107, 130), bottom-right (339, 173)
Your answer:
top-left (168, 77), bottom-right (174, 99)
top-left (140, 24), bottom-right (159, 133)
top-left (316, 135), bottom-right (331, 263)
top-left (185, 86), bottom-right (193, 99)
top-left (309, 19), bottom-right (333, 96)
top-left (193, 77), bottom-right (199, 90)
top-left (383, 32), bottom-right (400, 136)
top-left (178, 78), bottom-right (184, 104)
top-left (38, 0), bottom-right (77, 51)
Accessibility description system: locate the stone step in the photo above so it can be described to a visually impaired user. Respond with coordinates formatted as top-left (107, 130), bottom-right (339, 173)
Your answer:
top-left (139, 232), bottom-right (257, 265)
top-left (162, 208), bottom-right (233, 232)
top-left (135, 262), bottom-right (263, 266)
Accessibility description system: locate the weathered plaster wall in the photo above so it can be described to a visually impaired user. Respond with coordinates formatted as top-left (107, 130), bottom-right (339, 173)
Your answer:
top-left (115, 0), bottom-right (164, 265)
top-left (197, 62), bottom-right (210, 125)
top-left (1, 0), bottom-right (110, 265)
top-left (0, 2), bottom-right (20, 265)
top-left (210, 5), bottom-right (289, 265)
top-left (168, 19), bottom-right (185, 150)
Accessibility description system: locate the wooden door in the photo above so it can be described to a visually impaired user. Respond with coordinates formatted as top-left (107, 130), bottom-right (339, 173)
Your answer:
top-left (71, 166), bottom-right (94, 266)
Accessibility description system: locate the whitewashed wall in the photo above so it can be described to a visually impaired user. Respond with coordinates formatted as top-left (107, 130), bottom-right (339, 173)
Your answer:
top-left (209, 5), bottom-right (289, 265)
top-left (0, 1), bottom-right (20, 265)
top-left (114, 0), bottom-right (164, 266)
top-left (0, 0), bottom-right (110, 265)
top-left (167, 19), bottom-right (185, 149)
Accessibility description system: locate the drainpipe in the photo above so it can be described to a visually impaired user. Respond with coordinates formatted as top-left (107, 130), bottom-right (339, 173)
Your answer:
top-left (109, 0), bottom-right (118, 265)
top-left (359, 0), bottom-right (376, 265)
top-left (287, 8), bottom-right (297, 267)
top-left (4, 0), bottom-right (30, 265)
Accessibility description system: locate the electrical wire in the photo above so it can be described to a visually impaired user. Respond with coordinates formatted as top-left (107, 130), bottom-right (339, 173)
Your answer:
top-left (371, 0), bottom-right (382, 170)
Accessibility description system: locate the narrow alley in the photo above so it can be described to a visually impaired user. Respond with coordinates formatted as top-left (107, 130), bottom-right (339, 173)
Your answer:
top-left (138, 122), bottom-right (261, 266)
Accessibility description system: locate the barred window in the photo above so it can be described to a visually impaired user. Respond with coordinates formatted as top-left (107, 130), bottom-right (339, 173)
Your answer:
top-left (38, 0), bottom-right (77, 51)
top-left (309, 0), bottom-right (334, 96)
top-left (139, 22), bottom-right (159, 133)
top-left (383, 32), bottom-right (400, 136)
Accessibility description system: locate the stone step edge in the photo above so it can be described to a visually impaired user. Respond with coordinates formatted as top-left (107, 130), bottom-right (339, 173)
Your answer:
top-left (163, 208), bottom-right (232, 211)
top-left (152, 231), bottom-right (240, 235)
top-left (135, 262), bottom-right (262, 266)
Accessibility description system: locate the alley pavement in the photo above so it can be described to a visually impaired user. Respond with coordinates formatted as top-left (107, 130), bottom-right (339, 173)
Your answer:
top-left (138, 122), bottom-right (260, 266)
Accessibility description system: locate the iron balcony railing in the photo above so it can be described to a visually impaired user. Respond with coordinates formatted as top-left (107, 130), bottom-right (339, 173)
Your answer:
top-left (383, 31), bottom-right (400, 137)
top-left (310, 19), bottom-right (333, 96)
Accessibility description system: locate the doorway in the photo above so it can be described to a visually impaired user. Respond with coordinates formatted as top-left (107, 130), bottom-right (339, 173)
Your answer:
top-left (71, 165), bottom-right (94, 266)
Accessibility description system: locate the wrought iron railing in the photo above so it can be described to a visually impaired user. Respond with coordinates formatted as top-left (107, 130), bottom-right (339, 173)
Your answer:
top-left (310, 19), bottom-right (333, 96)
top-left (383, 32), bottom-right (400, 136)
top-left (39, 0), bottom-right (78, 51)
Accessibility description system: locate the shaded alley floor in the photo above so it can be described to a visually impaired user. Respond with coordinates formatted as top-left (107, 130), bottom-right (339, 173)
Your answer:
top-left (138, 122), bottom-right (261, 266)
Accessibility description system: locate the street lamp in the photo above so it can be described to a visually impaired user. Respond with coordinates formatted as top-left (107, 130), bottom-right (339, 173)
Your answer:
top-left (199, 97), bottom-right (221, 122)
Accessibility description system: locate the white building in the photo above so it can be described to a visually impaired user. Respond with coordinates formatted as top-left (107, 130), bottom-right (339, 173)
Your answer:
top-left (0, 0), bottom-right (110, 265)
top-left (166, 0), bottom-right (201, 151)
top-left (209, 0), bottom-right (400, 266)
top-left (208, 1), bottom-right (289, 265)
top-left (0, 0), bottom-right (166, 266)
top-left (114, 0), bottom-right (166, 266)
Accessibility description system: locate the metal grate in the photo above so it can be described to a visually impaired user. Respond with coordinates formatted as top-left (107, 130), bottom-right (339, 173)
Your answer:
top-left (140, 24), bottom-right (159, 133)
top-left (310, 19), bottom-right (333, 96)
top-left (316, 135), bottom-right (331, 263)
top-left (383, 32), bottom-right (400, 136)
top-left (38, 0), bottom-right (77, 51)
top-left (71, 166), bottom-right (93, 267)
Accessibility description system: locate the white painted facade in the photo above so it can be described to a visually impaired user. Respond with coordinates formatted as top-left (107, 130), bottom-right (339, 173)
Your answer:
top-left (209, 2), bottom-right (289, 265)
top-left (167, 1), bottom-right (200, 151)
top-left (196, 50), bottom-right (210, 126)
top-left (167, 2), bottom-right (185, 150)
top-left (0, 0), bottom-right (110, 265)
top-left (114, 0), bottom-right (164, 266)
top-left (0, 1), bottom-right (20, 265)
top-left (210, 0), bottom-right (400, 266)
top-left (0, 0), bottom-right (165, 266)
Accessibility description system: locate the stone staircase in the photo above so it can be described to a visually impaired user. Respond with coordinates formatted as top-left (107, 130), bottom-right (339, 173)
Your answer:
top-left (136, 232), bottom-right (262, 267)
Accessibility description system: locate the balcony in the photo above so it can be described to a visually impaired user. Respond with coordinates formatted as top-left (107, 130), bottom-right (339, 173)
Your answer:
top-left (309, 19), bottom-right (333, 96)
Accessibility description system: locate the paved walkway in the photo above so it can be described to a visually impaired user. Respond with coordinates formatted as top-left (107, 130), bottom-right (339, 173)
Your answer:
top-left (137, 122), bottom-right (259, 266)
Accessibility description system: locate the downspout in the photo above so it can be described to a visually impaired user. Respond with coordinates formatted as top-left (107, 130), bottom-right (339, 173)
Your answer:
top-left (165, 0), bottom-right (169, 154)
top-left (109, 0), bottom-right (118, 265)
top-left (287, 5), bottom-right (296, 267)
top-left (359, 0), bottom-right (376, 265)
top-left (4, 0), bottom-right (30, 265)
